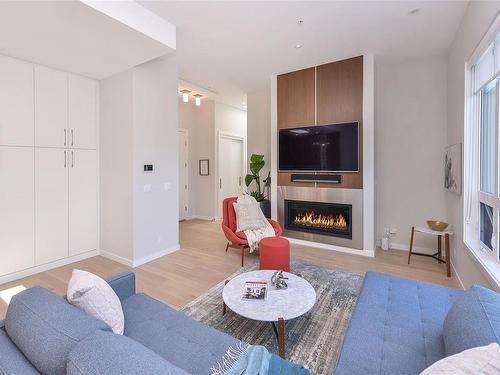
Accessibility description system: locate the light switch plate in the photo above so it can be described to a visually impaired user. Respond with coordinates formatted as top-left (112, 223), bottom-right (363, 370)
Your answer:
top-left (164, 182), bottom-right (172, 191)
top-left (143, 184), bottom-right (152, 193)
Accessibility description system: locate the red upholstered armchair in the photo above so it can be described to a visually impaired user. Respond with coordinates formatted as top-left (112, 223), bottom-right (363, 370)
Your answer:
top-left (221, 197), bottom-right (282, 267)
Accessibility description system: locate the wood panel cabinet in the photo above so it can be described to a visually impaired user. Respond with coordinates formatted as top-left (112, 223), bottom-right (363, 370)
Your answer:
top-left (35, 66), bottom-right (68, 148)
top-left (316, 56), bottom-right (363, 125)
top-left (0, 147), bottom-right (35, 275)
top-left (277, 67), bottom-right (315, 129)
top-left (0, 56), bottom-right (34, 146)
top-left (35, 148), bottom-right (69, 265)
top-left (69, 149), bottom-right (97, 256)
top-left (69, 75), bottom-right (97, 150)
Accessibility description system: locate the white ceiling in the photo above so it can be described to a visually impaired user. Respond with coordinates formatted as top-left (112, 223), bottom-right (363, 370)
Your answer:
top-left (0, 1), bottom-right (174, 80)
top-left (141, 1), bottom-right (468, 109)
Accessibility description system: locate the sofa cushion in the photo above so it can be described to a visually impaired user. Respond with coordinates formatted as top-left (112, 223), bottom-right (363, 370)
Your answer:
top-left (67, 330), bottom-right (189, 375)
top-left (5, 287), bottom-right (111, 375)
top-left (334, 272), bottom-right (463, 375)
top-left (0, 326), bottom-right (40, 374)
top-left (443, 285), bottom-right (500, 356)
top-left (122, 293), bottom-right (241, 374)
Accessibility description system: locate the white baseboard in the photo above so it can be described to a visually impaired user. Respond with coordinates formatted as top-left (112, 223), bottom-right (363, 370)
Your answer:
top-left (132, 244), bottom-right (180, 267)
top-left (101, 245), bottom-right (180, 268)
top-left (286, 237), bottom-right (375, 258)
top-left (185, 215), bottom-right (216, 221)
top-left (100, 250), bottom-right (134, 267)
top-left (0, 250), bottom-right (99, 285)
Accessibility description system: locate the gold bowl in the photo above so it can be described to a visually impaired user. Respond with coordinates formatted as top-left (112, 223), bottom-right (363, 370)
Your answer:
top-left (427, 220), bottom-right (449, 231)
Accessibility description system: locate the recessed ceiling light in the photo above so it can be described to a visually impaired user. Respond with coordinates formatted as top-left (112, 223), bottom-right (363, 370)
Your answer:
top-left (408, 8), bottom-right (420, 15)
top-left (295, 44), bottom-right (302, 49)
top-left (298, 20), bottom-right (304, 26)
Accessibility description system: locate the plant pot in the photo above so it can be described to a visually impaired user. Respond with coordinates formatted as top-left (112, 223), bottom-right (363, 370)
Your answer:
top-left (259, 199), bottom-right (271, 219)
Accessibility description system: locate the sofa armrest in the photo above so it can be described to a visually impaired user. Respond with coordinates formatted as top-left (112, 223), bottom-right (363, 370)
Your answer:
top-left (106, 272), bottom-right (135, 302)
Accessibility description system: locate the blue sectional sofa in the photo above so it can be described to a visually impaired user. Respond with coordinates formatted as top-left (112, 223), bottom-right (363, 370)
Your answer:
top-left (0, 272), bottom-right (242, 374)
top-left (334, 271), bottom-right (500, 375)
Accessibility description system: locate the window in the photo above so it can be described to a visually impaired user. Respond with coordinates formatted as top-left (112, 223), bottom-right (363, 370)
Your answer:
top-left (465, 27), bottom-right (500, 281)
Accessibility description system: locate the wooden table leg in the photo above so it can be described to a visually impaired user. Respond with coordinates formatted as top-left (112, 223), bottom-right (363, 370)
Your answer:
top-left (277, 317), bottom-right (285, 359)
top-left (408, 226), bottom-right (415, 264)
top-left (445, 234), bottom-right (451, 277)
top-left (437, 235), bottom-right (442, 263)
top-left (222, 280), bottom-right (229, 315)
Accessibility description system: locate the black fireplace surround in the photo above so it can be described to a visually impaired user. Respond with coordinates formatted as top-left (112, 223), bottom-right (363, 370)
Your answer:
top-left (284, 199), bottom-right (352, 239)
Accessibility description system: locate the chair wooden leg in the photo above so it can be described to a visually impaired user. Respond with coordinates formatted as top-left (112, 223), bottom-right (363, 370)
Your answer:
top-left (222, 280), bottom-right (229, 315)
top-left (241, 247), bottom-right (245, 267)
top-left (408, 226), bottom-right (415, 264)
top-left (225, 242), bottom-right (229, 253)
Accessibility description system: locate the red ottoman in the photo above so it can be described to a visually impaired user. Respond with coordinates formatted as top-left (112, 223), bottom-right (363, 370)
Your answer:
top-left (259, 237), bottom-right (290, 272)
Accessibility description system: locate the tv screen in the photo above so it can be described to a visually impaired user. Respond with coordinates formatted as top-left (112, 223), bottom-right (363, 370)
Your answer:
top-left (279, 122), bottom-right (359, 172)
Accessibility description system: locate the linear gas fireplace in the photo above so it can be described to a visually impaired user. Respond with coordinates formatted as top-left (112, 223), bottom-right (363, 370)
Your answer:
top-left (278, 186), bottom-right (363, 250)
top-left (285, 200), bottom-right (352, 239)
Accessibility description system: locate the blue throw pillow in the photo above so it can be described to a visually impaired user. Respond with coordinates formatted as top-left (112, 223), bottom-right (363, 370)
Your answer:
top-left (443, 285), bottom-right (500, 356)
top-left (5, 287), bottom-right (111, 375)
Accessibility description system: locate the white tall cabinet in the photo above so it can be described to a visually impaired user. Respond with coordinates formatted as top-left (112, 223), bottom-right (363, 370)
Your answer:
top-left (0, 54), bottom-right (98, 281)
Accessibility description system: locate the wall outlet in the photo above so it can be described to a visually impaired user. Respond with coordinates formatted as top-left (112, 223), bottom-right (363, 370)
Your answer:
top-left (143, 184), bottom-right (152, 193)
top-left (164, 182), bottom-right (172, 191)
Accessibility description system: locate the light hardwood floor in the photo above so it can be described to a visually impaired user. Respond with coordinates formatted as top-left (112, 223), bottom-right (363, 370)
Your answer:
top-left (0, 219), bottom-right (460, 319)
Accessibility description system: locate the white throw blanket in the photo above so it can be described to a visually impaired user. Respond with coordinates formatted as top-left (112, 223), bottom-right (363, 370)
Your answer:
top-left (235, 195), bottom-right (275, 252)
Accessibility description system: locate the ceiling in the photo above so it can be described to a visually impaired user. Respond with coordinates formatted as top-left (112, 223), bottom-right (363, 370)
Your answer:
top-left (0, 1), bottom-right (174, 80)
top-left (141, 1), bottom-right (468, 109)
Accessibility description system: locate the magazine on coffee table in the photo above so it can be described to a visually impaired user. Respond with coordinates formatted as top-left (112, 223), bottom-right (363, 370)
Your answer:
top-left (241, 281), bottom-right (268, 301)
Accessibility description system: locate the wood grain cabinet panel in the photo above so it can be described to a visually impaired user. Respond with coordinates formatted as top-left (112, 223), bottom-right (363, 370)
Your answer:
top-left (277, 68), bottom-right (315, 129)
top-left (316, 56), bottom-right (363, 125)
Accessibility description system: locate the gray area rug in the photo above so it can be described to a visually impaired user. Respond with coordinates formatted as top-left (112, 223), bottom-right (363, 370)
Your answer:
top-left (181, 261), bottom-right (363, 375)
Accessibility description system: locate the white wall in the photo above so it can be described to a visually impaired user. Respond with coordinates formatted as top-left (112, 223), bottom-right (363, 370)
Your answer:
top-left (375, 56), bottom-right (448, 251)
top-left (446, 2), bottom-right (500, 288)
top-left (132, 55), bottom-right (179, 262)
top-left (99, 70), bottom-right (134, 261)
top-left (100, 54), bottom-right (179, 266)
top-left (215, 102), bottom-right (247, 137)
top-left (247, 83), bottom-right (271, 180)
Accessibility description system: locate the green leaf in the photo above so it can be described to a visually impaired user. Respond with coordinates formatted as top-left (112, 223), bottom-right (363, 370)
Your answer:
top-left (250, 191), bottom-right (265, 202)
top-left (250, 154), bottom-right (264, 163)
top-left (245, 174), bottom-right (254, 187)
top-left (250, 160), bottom-right (264, 175)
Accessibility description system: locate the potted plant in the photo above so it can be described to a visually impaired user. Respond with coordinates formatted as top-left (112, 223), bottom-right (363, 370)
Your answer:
top-left (245, 154), bottom-right (271, 218)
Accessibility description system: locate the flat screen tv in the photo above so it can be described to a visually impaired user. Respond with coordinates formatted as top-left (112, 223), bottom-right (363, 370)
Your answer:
top-left (279, 122), bottom-right (359, 172)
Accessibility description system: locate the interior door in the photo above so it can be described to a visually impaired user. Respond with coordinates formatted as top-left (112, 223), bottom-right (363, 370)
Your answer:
top-left (35, 148), bottom-right (68, 265)
top-left (35, 66), bottom-right (68, 148)
top-left (219, 136), bottom-right (244, 217)
top-left (0, 147), bottom-right (35, 275)
top-left (178, 130), bottom-right (188, 221)
top-left (0, 56), bottom-right (34, 146)
top-left (69, 149), bottom-right (97, 256)
top-left (69, 75), bottom-right (97, 150)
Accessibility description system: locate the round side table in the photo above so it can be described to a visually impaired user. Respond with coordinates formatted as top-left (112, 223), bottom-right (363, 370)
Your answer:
top-left (407, 226), bottom-right (454, 277)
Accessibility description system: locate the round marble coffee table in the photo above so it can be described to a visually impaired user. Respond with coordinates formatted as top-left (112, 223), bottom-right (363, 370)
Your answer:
top-left (222, 270), bottom-right (316, 358)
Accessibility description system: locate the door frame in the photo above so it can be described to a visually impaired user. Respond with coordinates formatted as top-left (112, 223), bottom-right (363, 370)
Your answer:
top-left (178, 128), bottom-right (189, 221)
top-left (216, 131), bottom-right (247, 219)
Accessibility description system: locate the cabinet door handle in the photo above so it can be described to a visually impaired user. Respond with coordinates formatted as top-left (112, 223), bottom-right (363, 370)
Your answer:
top-left (71, 151), bottom-right (74, 168)
top-left (64, 129), bottom-right (67, 146)
top-left (64, 150), bottom-right (67, 168)
top-left (71, 129), bottom-right (74, 147)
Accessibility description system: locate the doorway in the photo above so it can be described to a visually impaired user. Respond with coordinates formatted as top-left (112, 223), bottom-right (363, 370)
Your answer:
top-left (217, 132), bottom-right (246, 217)
top-left (178, 129), bottom-right (189, 221)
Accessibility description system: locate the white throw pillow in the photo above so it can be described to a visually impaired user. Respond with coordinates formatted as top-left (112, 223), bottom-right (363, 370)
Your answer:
top-left (233, 201), bottom-right (266, 232)
top-left (420, 343), bottom-right (500, 375)
top-left (67, 269), bottom-right (124, 335)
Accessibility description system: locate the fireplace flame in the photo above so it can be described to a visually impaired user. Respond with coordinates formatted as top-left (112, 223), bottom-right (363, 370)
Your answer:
top-left (293, 211), bottom-right (348, 230)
